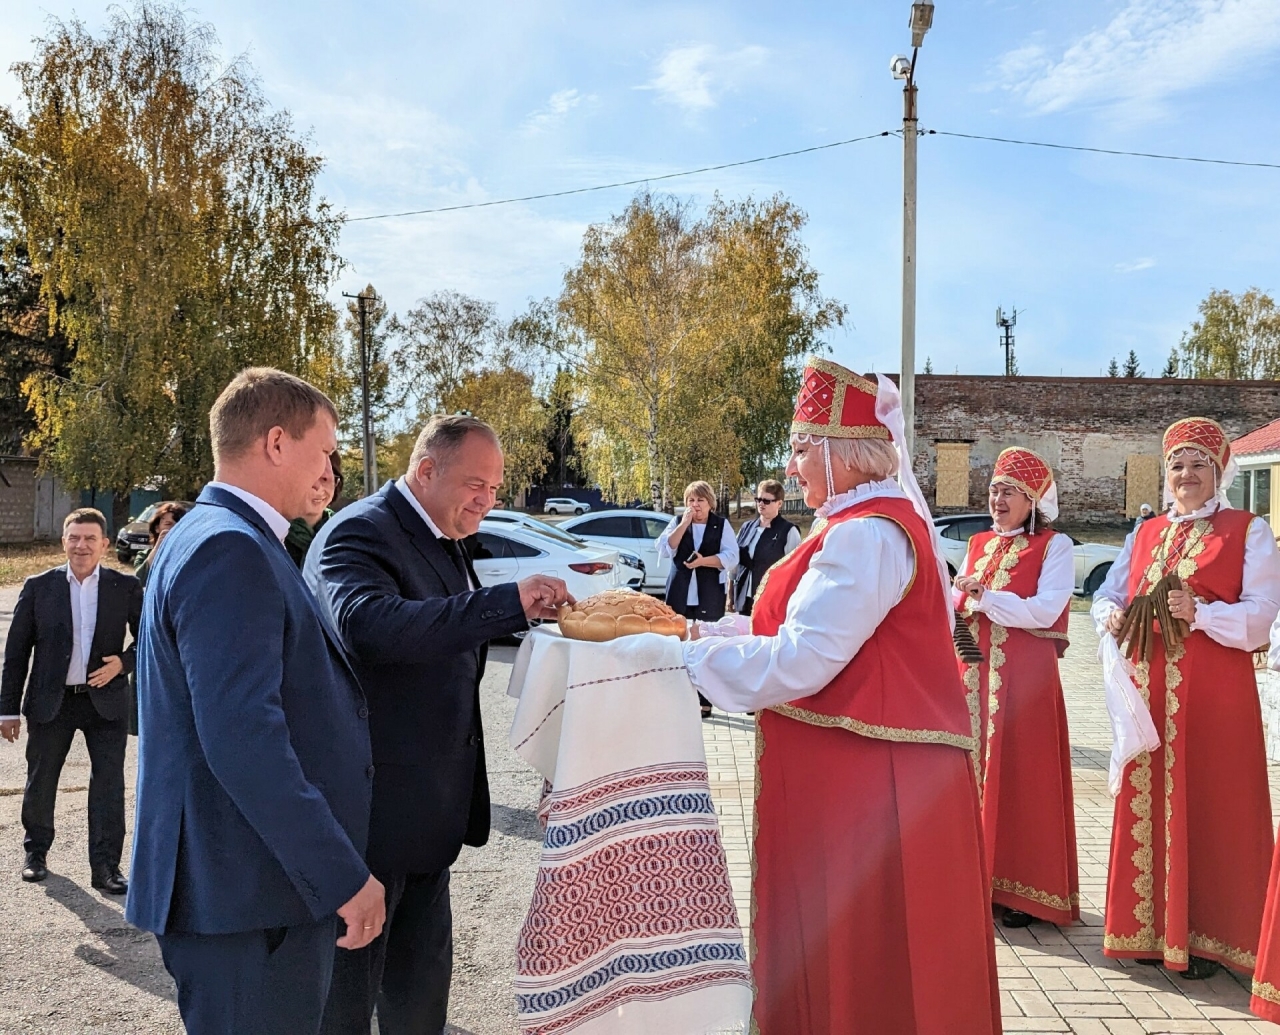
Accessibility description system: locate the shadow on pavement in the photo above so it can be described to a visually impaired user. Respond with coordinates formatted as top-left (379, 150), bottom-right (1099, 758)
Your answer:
top-left (39, 872), bottom-right (175, 1003)
top-left (490, 803), bottom-right (542, 841)
top-left (1070, 745), bottom-right (1110, 771)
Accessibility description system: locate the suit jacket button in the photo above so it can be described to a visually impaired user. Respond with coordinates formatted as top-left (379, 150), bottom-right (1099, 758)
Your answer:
top-left (467, 734), bottom-right (479, 746)
top-left (365, 765), bottom-right (376, 779)
top-left (358, 706), bottom-right (369, 719)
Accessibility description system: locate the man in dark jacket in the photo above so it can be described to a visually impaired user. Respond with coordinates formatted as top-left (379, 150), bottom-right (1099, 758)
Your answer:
top-left (306, 414), bottom-right (570, 1035)
top-left (126, 368), bottom-right (385, 1035)
top-left (1, 508), bottom-right (142, 893)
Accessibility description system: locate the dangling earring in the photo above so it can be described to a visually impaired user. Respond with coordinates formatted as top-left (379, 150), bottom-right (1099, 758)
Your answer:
top-left (823, 438), bottom-right (835, 501)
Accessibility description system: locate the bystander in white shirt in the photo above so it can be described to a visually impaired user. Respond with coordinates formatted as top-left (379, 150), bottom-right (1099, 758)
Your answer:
top-left (657, 516), bottom-right (740, 608)
top-left (65, 564), bottom-right (101, 685)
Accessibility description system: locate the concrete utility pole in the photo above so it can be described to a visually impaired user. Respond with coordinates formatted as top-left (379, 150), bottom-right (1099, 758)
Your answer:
top-left (342, 287), bottom-right (379, 495)
top-left (892, 0), bottom-right (934, 457)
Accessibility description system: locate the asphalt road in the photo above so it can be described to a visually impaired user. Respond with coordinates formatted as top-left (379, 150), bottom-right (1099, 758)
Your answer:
top-left (0, 582), bottom-right (540, 1035)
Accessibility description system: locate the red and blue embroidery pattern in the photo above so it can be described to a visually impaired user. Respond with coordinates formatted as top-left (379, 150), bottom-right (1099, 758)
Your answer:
top-left (515, 763), bottom-right (750, 1035)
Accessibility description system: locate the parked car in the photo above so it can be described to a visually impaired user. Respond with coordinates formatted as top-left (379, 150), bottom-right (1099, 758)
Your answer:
top-left (543, 497), bottom-right (591, 515)
top-left (932, 513), bottom-right (1120, 595)
top-left (115, 502), bottom-right (172, 562)
top-left (483, 511), bottom-right (645, 588)
top-left (560, 509), bottom-right (677, 592)
top-left (472, 518), bottom-right (624, 602)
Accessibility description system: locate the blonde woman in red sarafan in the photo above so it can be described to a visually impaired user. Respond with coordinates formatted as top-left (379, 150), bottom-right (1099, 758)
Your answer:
top-left (1093, 417), bottom-right (1280, 982)
top-left (953, 448), bottom-right (1079, 930)
top-left (681, 357), bottom-right (1000, 1035)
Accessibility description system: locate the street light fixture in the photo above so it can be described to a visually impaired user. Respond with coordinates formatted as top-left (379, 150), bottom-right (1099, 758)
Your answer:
top-left (896, 0), bottom-right (934, 456)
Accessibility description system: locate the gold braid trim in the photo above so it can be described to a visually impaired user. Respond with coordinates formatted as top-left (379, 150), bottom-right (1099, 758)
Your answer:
top-left (1027, 629), bottom-right (1069, 641)
top-left (1254, 979), bottom-right (1280, 1004)
top-left (1189, 932), bottom-right (1256, 971)
top-left (1103, 932), bottom-right (1186, 964)
top-left (986, 623), bottom-right (1008, 778)
top-left (962, 652), bottom-right (983, 795)
top-left (1126, 652), bottom-right (1156, 943)
top-left (769, 704), bottom-right (977, 752)
top-left (790, 419), bottom-right (891, 440)
top-left (992, 877), bottom-right (1080, 913)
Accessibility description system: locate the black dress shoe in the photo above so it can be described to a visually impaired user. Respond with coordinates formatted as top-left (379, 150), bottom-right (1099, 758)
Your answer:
top-left (21, 853), bottom-right (47, 883)
top-left (1001, 908), bottom-right (1036, 928)
top-left (91, 867), bottom-right (128, 895)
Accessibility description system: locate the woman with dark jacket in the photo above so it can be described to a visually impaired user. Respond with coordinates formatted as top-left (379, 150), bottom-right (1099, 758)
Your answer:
top-left (732, 479), bottom-right (801, 616)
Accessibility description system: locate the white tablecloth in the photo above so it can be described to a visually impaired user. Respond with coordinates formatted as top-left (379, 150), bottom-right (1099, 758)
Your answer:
top-left (507, 626), bottom-right (751, 1035)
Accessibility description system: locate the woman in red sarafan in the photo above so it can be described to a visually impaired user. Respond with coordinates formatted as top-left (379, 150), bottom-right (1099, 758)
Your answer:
top-left (954, 448), bottom-right (1079, 929)
top-left (1093, 417), bottom-right (1280, 982)
top-left (680, 356), bottom-right (1001, 1035)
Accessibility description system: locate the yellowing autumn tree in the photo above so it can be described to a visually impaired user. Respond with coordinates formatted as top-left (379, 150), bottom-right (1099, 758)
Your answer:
top-left (0, 3), bottom-right (348, 518)
top-left (1179, 288), bottom-right (1280, 380)
top-left (557, 191), bottom-right (844, 509)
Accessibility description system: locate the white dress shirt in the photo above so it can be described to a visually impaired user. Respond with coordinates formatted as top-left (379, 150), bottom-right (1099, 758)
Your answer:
top-left (682, 479), bottom-right (914, 713)
top-left (396, 477), bottom-right (476, 590)
top-left (954, 528), bottom-right (1075, 630)
top-left (208, 481), bottom-right (291, 542)
top-left (65, 565), bottom-right (101, 685)
top-left (1091, 500), bottom-right (1280, 654)
top-left (657, 517), bottom-right (740, 607)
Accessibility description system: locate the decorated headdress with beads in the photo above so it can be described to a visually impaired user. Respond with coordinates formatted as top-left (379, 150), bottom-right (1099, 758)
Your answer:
top-left (791, 358), bottom-right (891, 440)
top-left (1163, 417), bottom-right (1230, 471)
top-left (1161, 417), bottom-right (1236, 511)
top-left (991, 447), bottom-right (1059, 528)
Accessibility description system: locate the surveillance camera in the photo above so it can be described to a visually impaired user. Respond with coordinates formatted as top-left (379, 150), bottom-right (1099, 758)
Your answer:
top-left (890, 54), bottom-right (912, 79)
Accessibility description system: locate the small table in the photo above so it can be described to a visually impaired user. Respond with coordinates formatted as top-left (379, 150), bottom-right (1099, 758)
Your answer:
top-left (507, 626), bottom-right (751, 1035)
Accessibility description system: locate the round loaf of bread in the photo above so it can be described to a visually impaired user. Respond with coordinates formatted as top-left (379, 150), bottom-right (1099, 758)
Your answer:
top-left (556, 589), bottom-right (688, 642)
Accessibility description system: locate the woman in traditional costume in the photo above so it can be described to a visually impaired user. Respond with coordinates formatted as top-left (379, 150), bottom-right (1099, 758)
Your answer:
top-left (953, 448), bottom-right (1079, 929)
top-left (1093, 417), bottom-right (1280, 980)
top-left (682, 357), bottom-right (1001, 1035)
top-left (1249, 621), bottom-right (1280, 1020)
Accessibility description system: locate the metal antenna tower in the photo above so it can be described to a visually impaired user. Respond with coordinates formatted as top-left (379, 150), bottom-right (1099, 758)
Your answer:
top-left (996, 306), bottom-right (1018, 377)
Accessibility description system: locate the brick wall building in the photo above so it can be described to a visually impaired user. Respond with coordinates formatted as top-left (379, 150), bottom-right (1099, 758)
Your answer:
top-left (911, 375), bottom-right (1280, 526)
top-left (0, 456), bottom-right (77, 544)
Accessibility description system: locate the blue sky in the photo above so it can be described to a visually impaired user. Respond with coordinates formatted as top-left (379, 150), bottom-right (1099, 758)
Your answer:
top-left (4, 0), bottom-right (1280, 379)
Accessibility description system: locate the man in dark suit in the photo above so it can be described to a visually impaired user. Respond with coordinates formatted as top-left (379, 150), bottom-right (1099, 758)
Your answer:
top-left (125, 368), bottom-right (386, 1035)
top-left (1, 508), bottom-right (142, 893)
top-left (306, 414), bottom-right (571, 1035)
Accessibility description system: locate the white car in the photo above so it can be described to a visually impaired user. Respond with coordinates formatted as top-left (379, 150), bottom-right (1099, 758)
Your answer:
top-left (932, 513), bottom-right (1121, 595)
top-left (472, 518), bottom-right (623, 602)
top-left (482, 511), bottom-right (646, 589)
top-left (544, 497), bottom-right (591, 515)
top-left (560, 509), bottom-right (677, 592)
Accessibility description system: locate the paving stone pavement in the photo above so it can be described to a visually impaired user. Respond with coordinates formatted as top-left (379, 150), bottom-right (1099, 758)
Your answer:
top-left (701, 612), bottom-right (1280, 1035)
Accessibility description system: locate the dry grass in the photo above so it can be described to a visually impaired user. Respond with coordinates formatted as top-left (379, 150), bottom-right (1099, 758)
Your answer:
top-left (0, 543), bottom-right (130, 587)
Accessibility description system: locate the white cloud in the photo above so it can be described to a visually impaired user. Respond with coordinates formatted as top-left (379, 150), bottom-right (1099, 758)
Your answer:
top-left (997, 0), bottom-right (1280, 119)
top-left (1115, 257), bottom-right (1157, 273)
top-left (642, 43), bottom-right (768, 112)
top-left (522, 88), bottom-right (586, 133)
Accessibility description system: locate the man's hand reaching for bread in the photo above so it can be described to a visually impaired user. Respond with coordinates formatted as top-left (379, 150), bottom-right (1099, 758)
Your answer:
top-left (518, 575), bottom-right (575, 621)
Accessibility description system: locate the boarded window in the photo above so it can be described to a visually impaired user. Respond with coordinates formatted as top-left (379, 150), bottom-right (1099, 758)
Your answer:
top-left (935, 443), bottom-right (971, 508)
top-left (1125, 454), bottom-right (1161, 518)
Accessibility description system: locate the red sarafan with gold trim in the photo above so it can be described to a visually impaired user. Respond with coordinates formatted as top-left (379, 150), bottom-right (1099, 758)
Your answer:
top-left (791, 357), bottom-right (890, 440)
top-left (991, 448), bottom-right (1054, 505)
top-left (958, 527), bottom-right (1079, 926)
top-left (1163, 416), bottom-right (1230, 469)
top-left (1104, 509), bottom-right (1273, 976)
top-left (746, 495), bottom-right (1000, 1035)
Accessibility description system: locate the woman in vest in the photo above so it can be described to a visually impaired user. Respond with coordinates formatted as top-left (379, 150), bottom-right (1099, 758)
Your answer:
top-left (1094, 418), bottom-right (1280, 981)
top-left (732, 479), bottom-right (800, 616)
top-left (953, 448), bottom-right (1078, 929)
top-left (682, 358), bottom-right (999, 1035)
top-left (658, 480), bottom-right (739, 717)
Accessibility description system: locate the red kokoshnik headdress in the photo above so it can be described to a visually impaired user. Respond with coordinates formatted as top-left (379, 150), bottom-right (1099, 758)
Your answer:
top-left (790, 355), bottom-right (954, 628)
top-left (991, 447), bottom-right (1059, 528)
top-left (1163, 417), bottom-right (1230, 471)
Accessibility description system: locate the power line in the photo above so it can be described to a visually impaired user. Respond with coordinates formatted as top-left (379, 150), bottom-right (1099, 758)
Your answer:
top-left (930, 130), bottom-right (1280, 171)
top-left (343, 131), bottom-right (894, 224)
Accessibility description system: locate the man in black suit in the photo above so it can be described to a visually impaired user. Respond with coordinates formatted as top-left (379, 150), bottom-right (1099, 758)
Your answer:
top-left (306, 414), bottom-right (571, 1034)
top-left (1, 508), bottom-right (142, 893)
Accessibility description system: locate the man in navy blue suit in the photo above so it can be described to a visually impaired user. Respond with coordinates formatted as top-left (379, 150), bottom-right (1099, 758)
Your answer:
top-left (126, 368), bottom-right (386, 1035)
top-left (306, 415), bottom-right (571, 1034)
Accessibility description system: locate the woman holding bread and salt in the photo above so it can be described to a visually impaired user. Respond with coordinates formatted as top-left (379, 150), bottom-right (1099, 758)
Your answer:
top-left (1093, 417), bottom-right (1280, 982)
top-left (682, 357), bottom-right (1000, 1035)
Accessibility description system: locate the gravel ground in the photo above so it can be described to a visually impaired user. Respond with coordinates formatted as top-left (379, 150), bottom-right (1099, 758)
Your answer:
top-left (0, 582), bottom-right (540, 1035)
